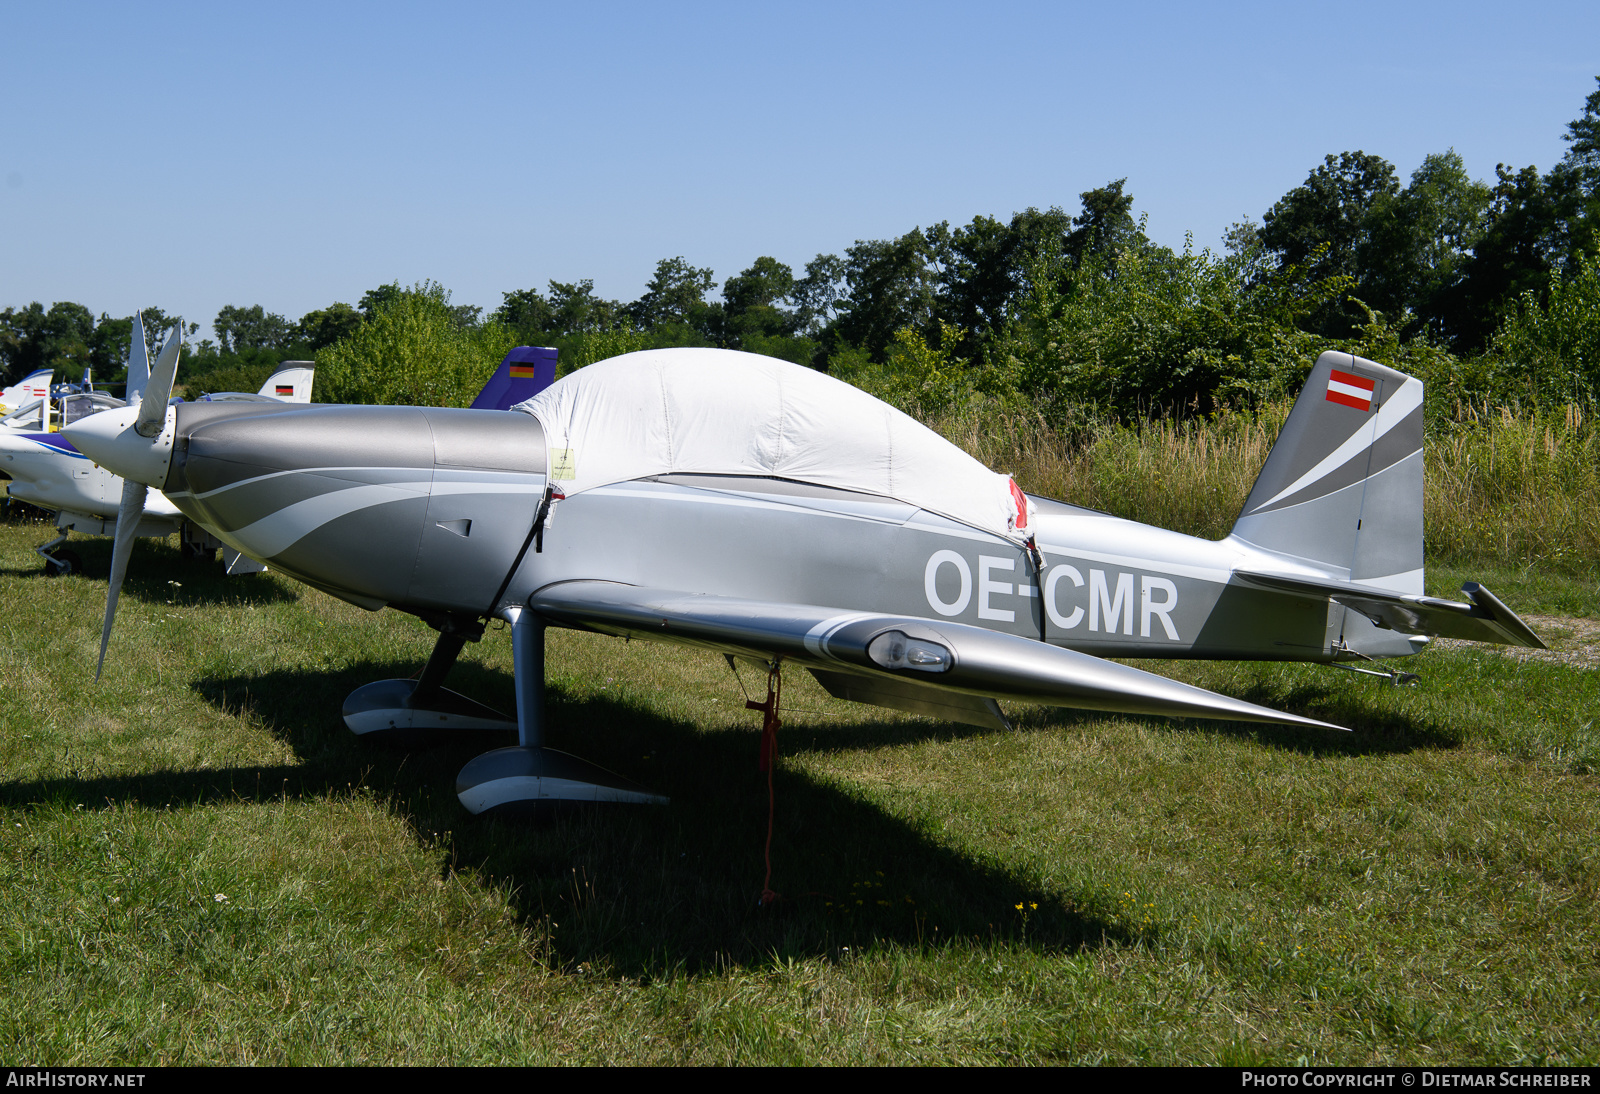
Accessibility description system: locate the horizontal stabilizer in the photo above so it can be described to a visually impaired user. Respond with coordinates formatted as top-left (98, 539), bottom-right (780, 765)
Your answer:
top-left (530, 580), bottom-right (1346, 732)
top-left (1234, 572), bottom-right (1546, 649)
top-left (1, 398), bottom-right (46, 425)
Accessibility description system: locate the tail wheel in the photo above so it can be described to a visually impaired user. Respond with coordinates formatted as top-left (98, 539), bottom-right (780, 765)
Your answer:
top-left (46, 549), bottom-right (84, 577)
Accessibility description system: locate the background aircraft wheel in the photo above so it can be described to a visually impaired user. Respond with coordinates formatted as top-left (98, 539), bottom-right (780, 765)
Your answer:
top-left (46, 549), bottom-right (83, 577)
top-left (179, 540), bottom-right (217, 563)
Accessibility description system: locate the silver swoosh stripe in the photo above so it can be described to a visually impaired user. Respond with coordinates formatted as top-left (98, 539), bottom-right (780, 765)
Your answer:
top-left (195, 464), bottom-right (536, 502)
top-left (233, 480), bottom-right (545, 557)
top-left (1251, 378), bottom-right (1423, 513)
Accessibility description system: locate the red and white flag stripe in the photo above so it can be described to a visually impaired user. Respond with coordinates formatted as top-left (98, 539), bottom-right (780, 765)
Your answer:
top-left (1325, 368), bottom-right (1376, 411)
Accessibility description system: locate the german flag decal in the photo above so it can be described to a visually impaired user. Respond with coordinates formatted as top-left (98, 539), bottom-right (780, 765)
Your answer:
top-left (275, 385), bottom-right (294, 396)
top-left (508, 364), bottom-right (539, 378)
top-left (1325, 368), bottom-right (1375, 411)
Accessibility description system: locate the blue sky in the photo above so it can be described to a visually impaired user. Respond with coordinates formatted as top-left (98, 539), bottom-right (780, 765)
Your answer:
top-left (3, 1), bottom-right (1597, 341)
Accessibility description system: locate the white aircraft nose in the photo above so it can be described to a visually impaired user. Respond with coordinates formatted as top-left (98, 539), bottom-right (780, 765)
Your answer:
top-left (61, 404), bottom-right (177, 489)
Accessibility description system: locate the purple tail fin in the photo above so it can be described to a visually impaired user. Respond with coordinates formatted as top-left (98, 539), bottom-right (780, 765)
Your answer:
top-left (470, 346), bottom-right (558, 410)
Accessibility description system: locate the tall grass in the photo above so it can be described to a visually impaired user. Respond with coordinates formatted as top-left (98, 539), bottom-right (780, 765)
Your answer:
top-left (947, 401), bottom-right (1289, 541)
top-left (1425, 403), bottom-right (1600, 569)
top-left (936, 398), bottom-right (1600, 572)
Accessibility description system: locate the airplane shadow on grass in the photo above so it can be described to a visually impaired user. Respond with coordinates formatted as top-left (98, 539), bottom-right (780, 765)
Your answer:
top-left (1, 654), bottom-right (1458, 978)
top-left (0, 534), bottom-right (300, 607)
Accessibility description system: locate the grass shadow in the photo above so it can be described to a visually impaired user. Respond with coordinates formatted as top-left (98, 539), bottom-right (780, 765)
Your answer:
top-left (0, 534), bottom-right (300, 606)
top-left (8, 658), bottom-right (1145, 977)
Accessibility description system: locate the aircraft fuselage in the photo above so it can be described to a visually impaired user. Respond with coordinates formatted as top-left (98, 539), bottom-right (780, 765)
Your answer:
top-left (156, 402), bottom-right (1413, 665)
top-left (0, 431), bottom-right (184, 533)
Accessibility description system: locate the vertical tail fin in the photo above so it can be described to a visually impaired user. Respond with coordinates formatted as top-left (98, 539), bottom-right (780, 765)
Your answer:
top-left (470, 346), bottom-right (558, 411)
top-left (256, 362), bottom-right (315, 402)
top-left (1229, 352), bottom-right (1424, 594)
top-left (0, 369), bottom-right (53, 408)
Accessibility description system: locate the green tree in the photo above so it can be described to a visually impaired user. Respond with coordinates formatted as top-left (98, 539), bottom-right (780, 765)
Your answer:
top-left (988, 236), bottom-right (1345, 422)
top-left (1486, 242), bottom-right (1600, 405)
top-left (1362, 150), bottom-right (1491, 340)
top-left (833, 320), bottom-right (969, 419)
top-left (1560, 76), bottom-right (1600, 180)
top-left (296, 303), bottom-right (361, 351)
top-left (317, 282), bottom-right (516, 406)
top-left (496, 280), bottom-right (628, 337)
top-left (629, 257), bottom-right (716, 329)
top-left (358, 283), bottom-right (403, 320)
top-left (88, 314), bottom-right (134, 374)
top-left (1549, 76), bottom-right (1600, 275)
top-left (1447, 79), bottom-right (1600, 352)
top-left (214, 304), bottom-right (294, 353)
top-left (0, 301), bottom-right (96, 384)
top-left (720, 257), bottom-right (798, 345)
top-left (1260, 151), bottom-right (1401, 336)
top-left (930, 207), bottom-right (1074, 354)
top-left (831, 229), bottom-right (938, 361)
top-left (1064, 180), bottom-right (1144, 268)
top-left (788, 254), bottom-right (846, 337)
top-left (495, 287), bottom-right (556, 338)
top-left (549, 280), bottom-right (625, 333)
top-left (1451, 163), bottom-right (1565, 351)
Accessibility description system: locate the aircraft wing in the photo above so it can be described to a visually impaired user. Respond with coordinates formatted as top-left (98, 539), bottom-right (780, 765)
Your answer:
top-left (1234, 572), bottom-right (1546, 649)
top-left (529, 580), bottom-right (1345, 731)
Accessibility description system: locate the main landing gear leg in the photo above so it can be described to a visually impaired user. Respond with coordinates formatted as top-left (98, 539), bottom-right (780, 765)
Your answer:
top-left (342, 616), bottom-right (516, 738)
top-left (454, 606), bottom-right (667, 816)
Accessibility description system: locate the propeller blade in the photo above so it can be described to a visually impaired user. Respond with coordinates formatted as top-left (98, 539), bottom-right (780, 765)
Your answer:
top-left (124, 313), bottom-right (151, 405)
top-left (96, 478), bottom-right (148, 681)
top-left (89, 321), bottom-right (180, 677)
top-left (135, 323), bottom-right (182, 438)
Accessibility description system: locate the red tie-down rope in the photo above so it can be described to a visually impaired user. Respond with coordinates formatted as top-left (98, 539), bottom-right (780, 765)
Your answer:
top-left (745, 661), bottom-right (783, 907)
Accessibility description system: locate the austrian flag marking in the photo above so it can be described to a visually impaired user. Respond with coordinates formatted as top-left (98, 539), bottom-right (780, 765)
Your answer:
top-left (1325, 368), bottom-right (1376, 411)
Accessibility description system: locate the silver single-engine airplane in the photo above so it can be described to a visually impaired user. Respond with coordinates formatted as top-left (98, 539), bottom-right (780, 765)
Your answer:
top-left (66, 343), bottom-right (1544, 815)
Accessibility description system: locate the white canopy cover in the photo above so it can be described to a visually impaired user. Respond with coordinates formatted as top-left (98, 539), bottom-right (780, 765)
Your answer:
top-left (515, 348), bottom-right (1029, 541)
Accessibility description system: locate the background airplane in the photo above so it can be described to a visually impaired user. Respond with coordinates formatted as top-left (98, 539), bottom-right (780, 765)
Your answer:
top-left (0, 369), bottom-right (55, 432)
top-left (67, 345), bottom-right (1543, 816)
top-left (198, 363), bottom-right (315, 404)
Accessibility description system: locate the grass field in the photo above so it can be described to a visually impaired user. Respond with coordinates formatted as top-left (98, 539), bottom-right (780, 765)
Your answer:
top-left (1, 481), bottom-right (1598, 1063)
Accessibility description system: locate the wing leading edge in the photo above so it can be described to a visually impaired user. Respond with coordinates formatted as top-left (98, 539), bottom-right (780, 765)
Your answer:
top-left (529, 580), bottom-right (1345, 732)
